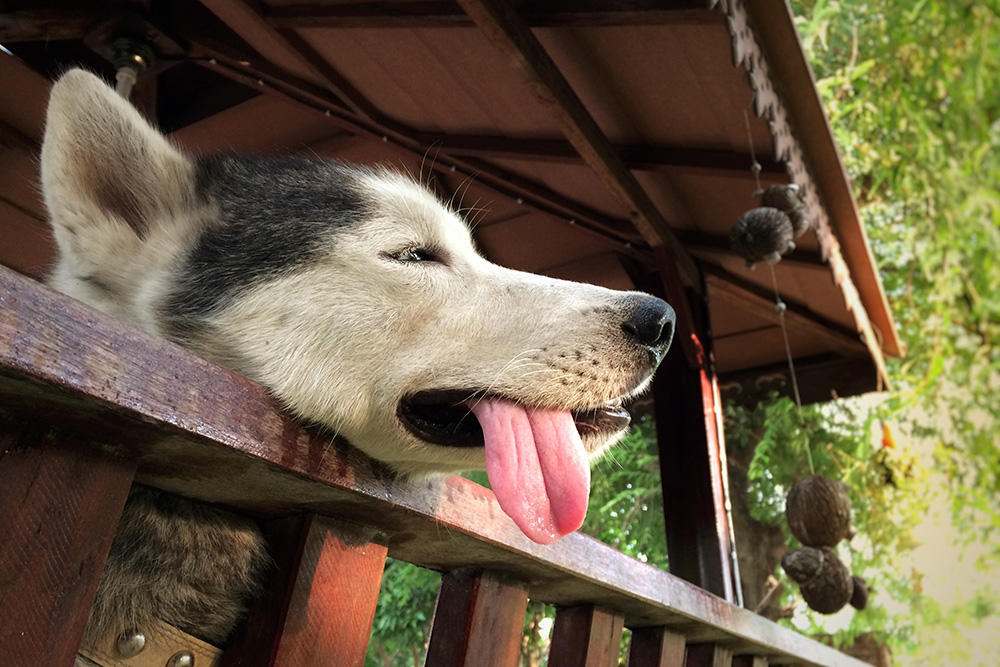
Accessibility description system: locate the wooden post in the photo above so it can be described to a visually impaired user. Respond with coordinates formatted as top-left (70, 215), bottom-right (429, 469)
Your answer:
top-left (684, 644), bottom-right (733, 667)
top-left (627, 627), bottom-right (687, 667)
top-left (0, 421), bottom-right (136, 667)
top-left (424, 570), bottom-right (529, 667)
top-left (548, 605), bottom-right (625, 667)
top-left (221, 514), bottom-right (387, 667)
top-left (655, 334), bottom-right (738, 602)
top-left (732, 656), bottom-right (768, 667)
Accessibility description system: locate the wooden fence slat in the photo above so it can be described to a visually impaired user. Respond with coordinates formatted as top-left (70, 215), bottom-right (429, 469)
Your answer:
top-left (684, 644), bottom-right (734, 667)
top-left (548, 605), bottom-right (626, 667)
top-left (732, 656), bottom-right (769, 667)
top-left (0, 421), bottom-right (135, 667)
top-left (221, 514), bottom-right (387, 667)
top-left (424, 569), bottom-right (529, 667)
top-left (627, 627), bottom-right (687, 667)
top-left (0, 265), bottom-right (878, 667)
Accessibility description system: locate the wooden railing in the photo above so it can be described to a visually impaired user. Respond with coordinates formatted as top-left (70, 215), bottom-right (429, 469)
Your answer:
top-left (0, 264), bottom-right (866, 667)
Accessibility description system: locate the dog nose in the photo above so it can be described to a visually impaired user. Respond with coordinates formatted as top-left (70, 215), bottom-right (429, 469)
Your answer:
top-left (622, 296), bottom-right (675, 349)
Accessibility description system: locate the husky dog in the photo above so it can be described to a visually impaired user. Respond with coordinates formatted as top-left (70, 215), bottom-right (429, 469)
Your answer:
top-left (42, 70), bottom-right (674, 649)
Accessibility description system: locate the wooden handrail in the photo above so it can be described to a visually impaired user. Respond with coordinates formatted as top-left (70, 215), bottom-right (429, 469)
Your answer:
top-left (0, 265), bottom-right (866, 666)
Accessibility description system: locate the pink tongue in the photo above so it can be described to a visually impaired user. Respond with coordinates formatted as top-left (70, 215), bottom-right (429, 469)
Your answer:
top-left (472, 399), bottom-right (591, 544)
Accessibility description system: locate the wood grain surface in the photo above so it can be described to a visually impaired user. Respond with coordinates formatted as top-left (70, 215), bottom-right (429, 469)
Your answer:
top-left (0, 266), bottom-right (869, 667)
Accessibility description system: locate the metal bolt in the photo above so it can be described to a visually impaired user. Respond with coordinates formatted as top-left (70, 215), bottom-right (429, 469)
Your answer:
top-left (115, 629), bottom-right (146, 658)
top-left (166, 651), bottom-right (195, 667)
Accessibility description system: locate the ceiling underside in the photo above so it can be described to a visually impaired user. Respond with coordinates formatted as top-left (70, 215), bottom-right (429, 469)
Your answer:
top-left (0, 0), bottom-right (899, 405)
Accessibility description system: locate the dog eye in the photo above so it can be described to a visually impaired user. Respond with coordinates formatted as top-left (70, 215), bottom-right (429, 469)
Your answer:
top-left (393, 248), bottom-right (438, 263)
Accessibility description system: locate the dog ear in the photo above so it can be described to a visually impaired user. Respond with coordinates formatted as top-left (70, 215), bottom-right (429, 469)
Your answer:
top-left (41, 69), bottom-right (194, 239)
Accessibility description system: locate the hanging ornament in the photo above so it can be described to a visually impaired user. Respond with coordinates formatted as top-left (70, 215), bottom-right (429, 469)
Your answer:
top-left (849, 575), bottom-right (870, 610)
top-left (729, 184), bottom-right (811, 269)
top-left (781, 546), bottom-right (854, 614)
top-left (785, 474), bottom-right (853, 547)
top-left (730, 207), bottom-right (795, 268)
top-left (760, 184), bottom-right (810, 237)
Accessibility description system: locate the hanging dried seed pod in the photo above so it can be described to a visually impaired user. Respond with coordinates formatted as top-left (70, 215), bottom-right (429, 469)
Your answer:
top-left (781, 546), bottom-right (854, 614)
top-left (849, 575), bottom-right (869, 610)
top-left (729, 207), bottom-right (795, 269)
top-left (785, 475), bottom-right (853, 547)
top-left (760, 184), bottom-right (810, 237)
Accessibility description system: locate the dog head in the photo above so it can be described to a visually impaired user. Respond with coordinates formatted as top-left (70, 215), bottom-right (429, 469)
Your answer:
top-left (42, 70), bottom-right (674, 544)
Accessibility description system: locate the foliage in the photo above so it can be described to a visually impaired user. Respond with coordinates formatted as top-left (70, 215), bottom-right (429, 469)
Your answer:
top-left (365, 559), bottom-right (440, 667)
top-left (581, 416), bottom-right (668, 570)
top-left (788, 0), bottom-right (1000, 543)
top-left (754, 0), bottom-right (1000, 659)
top-left (725, 395), bottom-right (930, 651)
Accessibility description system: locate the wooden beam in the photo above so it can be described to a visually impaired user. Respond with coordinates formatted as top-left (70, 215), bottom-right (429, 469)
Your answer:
top-left (417, 133), bottom-right (785, 177)
top-left (548, 605), bottom-right (626, 667)
top-left (675, 230), bottom-right (826, 268)
top-left (627, 627), bottom-right (687, 667)
top-left (424, 570), bottom-right (529, 667)
top-left (0, 119), bottom-right (38, 156)
top-left (267, 0), bottom-right (724, 29)
top-left (703, 266), bottom-right (866, 357)
top-left (180, 38), bottom-right (650, 254)
top-left (197, 0), bottom-right (380, 118)
top-left (655, 342), bottom-right (737, 602)
top-left (0, 265), bottom-right (873, 666)
top-left (0, 420), bottom-right (136, 667)
top-left (221, 515), bottom-right (387, 666)
top-left (717, 353), bottom-right (877, 407)
top-left (685, 644), bottom-right (733, 667)
top-left (0, 10), bottom-right (93, 43)
top-left (455, 0), bottom-right (699, 282)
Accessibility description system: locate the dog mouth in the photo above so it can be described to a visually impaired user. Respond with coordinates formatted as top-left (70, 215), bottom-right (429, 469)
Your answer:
top-left (398, 389), bottom-right (631, 448)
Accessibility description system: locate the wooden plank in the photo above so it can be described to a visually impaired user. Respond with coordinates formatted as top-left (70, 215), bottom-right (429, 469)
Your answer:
top-left (179, 40), bottom-right (647, 253)
top-left (417, 134), bottom-right (785, 178)
top-left (627, 627), bottom-right (687, 667)
top-left (549, 606), bottom-right (625, 667)
top-left (198, 0), bottom-right (381, 118)
top-left (0, 10), bottom-right (93, 43)
top-left (732, 656), bottom-right (768, 667)
top-left (655, 341), bottom-right (736, 602)
top-left (0, 266), bottom-right (873, 667)
top-left (454, 0), bottom-right (700, 285)
top-left (268, 0), bottom-right (723, 29)
top-left (424, 570), bottom-right (529, 667)
top-left (0, 419), bottom-right (136, 667)
top-left (703, 266), bottom-right (866, 357)
top-left (685, 644), bottom-right (733, 667)
top-left (674, 230), bottom-right (825, 268)
top-left (717, 353), bottom-right (877, 407)
top-left (222, 515), bottom-right (387, 666)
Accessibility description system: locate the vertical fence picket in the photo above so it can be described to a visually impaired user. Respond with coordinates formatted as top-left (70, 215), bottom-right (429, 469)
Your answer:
top-left (548, 605), bottom-right (625, 667)
top-left (222, 514), bottom-right (387, 666)
top-left (684, 644), bottom-right (733, 667)
top-left (424, 569), bottom-right (529, 667)
top-left (627, 627), bottom-right (687, 667)
top-left (0, 424), bottom-right (136, 667)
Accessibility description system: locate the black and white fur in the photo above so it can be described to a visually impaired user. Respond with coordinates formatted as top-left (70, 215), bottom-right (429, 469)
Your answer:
top-left (43, 70), bottom-right (674, 650)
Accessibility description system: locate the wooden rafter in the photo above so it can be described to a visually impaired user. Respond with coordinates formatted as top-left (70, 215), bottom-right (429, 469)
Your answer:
top-left (454, 0), bottom-right (707, 366)
top-left (414, 133), bottom-right (784, 177)
top-left (0, 11), bottom-right (93, 43)
top-left (703, 266), bottom-right (865, 357)
top-left (266, 0), bottom-right (723, 29)
top-left (177, 38), bottom-right (650, 256)
top-left (454, 0), bottom-right (698, 276)
top-left (675, 230), bottom-right (826, 268)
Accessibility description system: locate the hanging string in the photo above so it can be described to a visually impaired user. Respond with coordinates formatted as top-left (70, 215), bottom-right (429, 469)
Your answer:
top-left (743, 106), bottom-right (815, 475)
top-left (743, 109), bottom-right (763, 193)
top-left (767, 263), bottom-right (815, 475)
